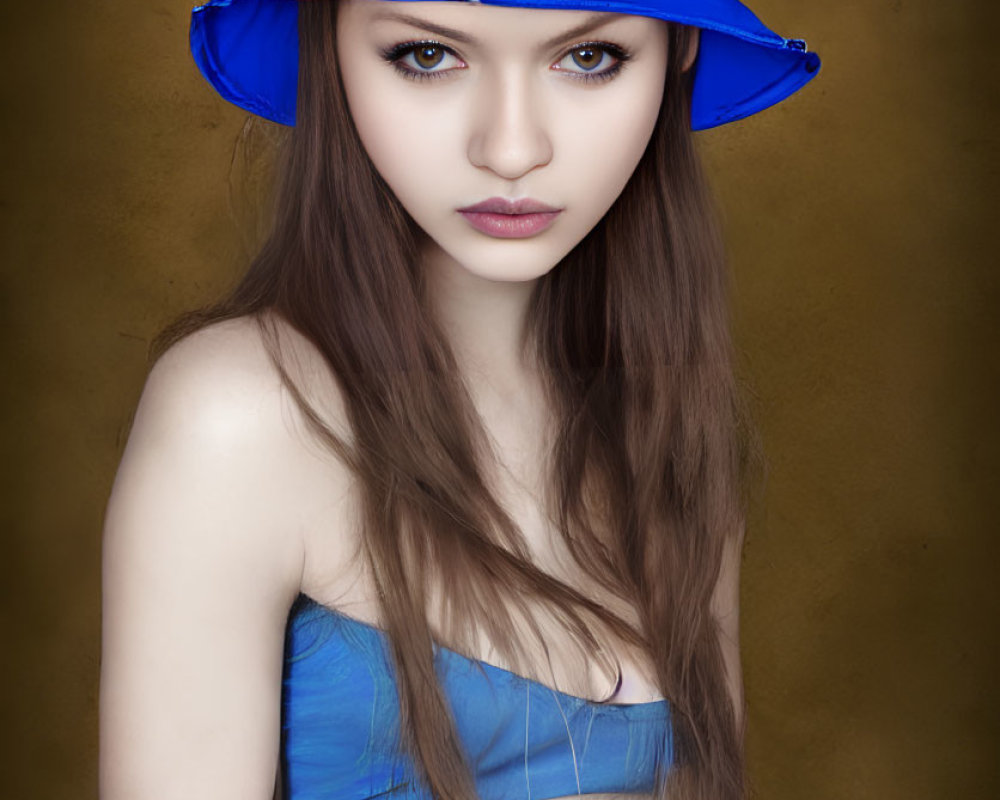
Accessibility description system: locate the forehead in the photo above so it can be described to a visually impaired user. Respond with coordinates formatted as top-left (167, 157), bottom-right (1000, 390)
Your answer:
top-left (340, 0), bottom-right (659, 46)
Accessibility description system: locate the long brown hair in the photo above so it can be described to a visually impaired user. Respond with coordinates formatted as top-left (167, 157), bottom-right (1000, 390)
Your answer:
top-left (155, 2), bottom-right (755, 797)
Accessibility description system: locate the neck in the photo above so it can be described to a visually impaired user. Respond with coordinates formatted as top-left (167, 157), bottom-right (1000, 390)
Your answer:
top-left (420, 238), bottom-right (541, 401)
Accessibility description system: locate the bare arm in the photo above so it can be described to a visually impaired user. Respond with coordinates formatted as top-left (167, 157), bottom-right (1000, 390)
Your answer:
top-left (99, 322), bottom-right (306, 800)
top-left (711, 526), bottom-right (746, 735)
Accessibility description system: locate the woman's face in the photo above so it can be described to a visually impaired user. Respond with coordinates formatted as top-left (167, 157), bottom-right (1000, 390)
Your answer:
top-left (336, 0), bottom-right (671, 283)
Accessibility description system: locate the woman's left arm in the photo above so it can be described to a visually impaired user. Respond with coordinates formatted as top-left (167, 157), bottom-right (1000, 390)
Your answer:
top-left (710, 526), bottom-right (746, 734)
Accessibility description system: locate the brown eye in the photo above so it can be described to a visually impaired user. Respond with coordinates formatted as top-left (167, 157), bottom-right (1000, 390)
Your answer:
top-left (553, 43), bottom-right (629, 81)
top-left (570, 47), bottom-right (603, 71)
top-left (414, 45), bottom-right (445, 70)
top-left (386, 42), bottom-right (465, 80)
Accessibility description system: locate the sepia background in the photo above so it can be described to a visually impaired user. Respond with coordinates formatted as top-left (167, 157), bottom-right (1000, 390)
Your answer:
top-left (1, 0), bottom-right (996, 797)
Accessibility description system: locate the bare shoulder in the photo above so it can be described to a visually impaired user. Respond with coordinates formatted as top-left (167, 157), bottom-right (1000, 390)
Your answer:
top-left (108, 313), bottom-right (358, 602)
top-left (137, 314), bottom-right (346, 442)
top-left (99, 313), bottom-right (357, 799)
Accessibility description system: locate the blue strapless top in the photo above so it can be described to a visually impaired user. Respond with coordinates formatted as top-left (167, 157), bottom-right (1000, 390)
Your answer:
top-left (280, 594), bottom-right (673, 799)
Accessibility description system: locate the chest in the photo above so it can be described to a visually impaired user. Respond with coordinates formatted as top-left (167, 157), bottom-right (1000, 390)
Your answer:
top-left (281, 597), bottom-right (673, 800)
top-left (298, 394), bottom-right (663, 706)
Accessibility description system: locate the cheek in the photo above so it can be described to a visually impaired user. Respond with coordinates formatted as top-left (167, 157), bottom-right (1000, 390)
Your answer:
top-left (337, 16), bottom-right (416, 187)
top-left (339, 60), bottom-right (459, 210)
top-left (554, 72), bottom-right (665, 217)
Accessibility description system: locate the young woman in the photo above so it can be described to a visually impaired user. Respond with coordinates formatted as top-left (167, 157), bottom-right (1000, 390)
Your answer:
top-left (99, 2), bottom-right (819, 799)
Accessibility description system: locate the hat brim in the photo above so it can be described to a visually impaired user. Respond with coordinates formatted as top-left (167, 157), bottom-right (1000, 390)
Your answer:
top-left (190, 0), bottom-right (820, 130)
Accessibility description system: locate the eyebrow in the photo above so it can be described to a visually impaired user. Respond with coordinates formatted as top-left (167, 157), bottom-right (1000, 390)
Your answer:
top-left (367, 9), bottom-right (628, 49)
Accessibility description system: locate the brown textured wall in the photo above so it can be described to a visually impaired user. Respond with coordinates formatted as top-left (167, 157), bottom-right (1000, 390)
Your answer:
top-left (2, 1), bottom-right (996, 798)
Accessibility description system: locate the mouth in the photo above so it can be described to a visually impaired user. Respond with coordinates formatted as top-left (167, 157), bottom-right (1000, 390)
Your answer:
top-left (457, 197), bottom-right (562, 239)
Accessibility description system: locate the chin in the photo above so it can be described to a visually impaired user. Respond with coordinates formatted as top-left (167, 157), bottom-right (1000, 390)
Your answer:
top-left (425, 224), bottom-right (588, 284)
top-left (451, 242), bottom-right (574, 284)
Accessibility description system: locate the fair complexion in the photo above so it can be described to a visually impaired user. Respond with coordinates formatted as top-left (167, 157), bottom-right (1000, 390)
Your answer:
top-left (99, 6), bottom-right (737, 800)
top-left (337, 0), bottom-right (686, 397)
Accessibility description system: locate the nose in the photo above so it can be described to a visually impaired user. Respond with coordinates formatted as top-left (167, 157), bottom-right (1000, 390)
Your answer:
top-left (466, 69), bottom-right (553, 181)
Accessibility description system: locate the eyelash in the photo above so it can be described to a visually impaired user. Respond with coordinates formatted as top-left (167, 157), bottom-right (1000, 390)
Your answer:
top-left (379, 40), bottom-right (632, 84)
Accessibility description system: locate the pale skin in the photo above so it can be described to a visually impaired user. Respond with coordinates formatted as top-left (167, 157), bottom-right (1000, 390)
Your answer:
top-left (99, 3), bottom-right (739, 799)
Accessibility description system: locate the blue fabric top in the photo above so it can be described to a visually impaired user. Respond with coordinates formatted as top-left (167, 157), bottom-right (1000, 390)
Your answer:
top-left (281, 593), bottom-right (673, 799)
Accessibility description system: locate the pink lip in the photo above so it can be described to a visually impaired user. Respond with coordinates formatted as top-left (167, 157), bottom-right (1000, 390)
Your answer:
top-left (459, 197), bottom-right (560, 214)
top-left (457, 197), bottom-right (562, 239)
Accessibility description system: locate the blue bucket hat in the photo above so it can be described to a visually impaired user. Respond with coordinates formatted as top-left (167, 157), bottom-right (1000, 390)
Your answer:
top-left (190, 0), bottom-right (820, 130)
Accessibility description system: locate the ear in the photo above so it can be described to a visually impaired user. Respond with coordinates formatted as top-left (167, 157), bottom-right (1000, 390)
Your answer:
top-left (681, 27), bottom-right (700, 73)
